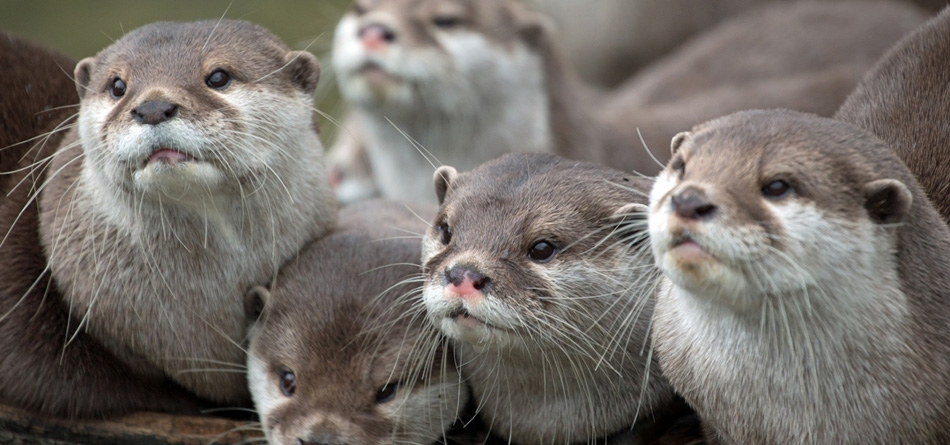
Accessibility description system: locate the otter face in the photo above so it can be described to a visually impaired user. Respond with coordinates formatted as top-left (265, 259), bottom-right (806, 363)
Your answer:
top-left (421, 154), bottom-right (655, 354)
top-left (332, 0), bottom-right (546, 113)
top-left (248, 289), bottom-right (467, 445)
top-left (74, 20), bottom-right (321, 206)
top-left (648, 112), bottom-right (912, 312)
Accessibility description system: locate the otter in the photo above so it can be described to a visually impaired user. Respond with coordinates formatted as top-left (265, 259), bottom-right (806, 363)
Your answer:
top-left (0, 31), bottom-right (210, 419)
top-left (10, 19), bottom-right (336, 416)
top-left (328, 0), bottom-right (925, 203)
top-left (836, 8), bottom-right (950, 224)
top-left (647, 109), bottom-right (950, 443)
top-left (247, 200), bottom-right (471, 445)
top-left (419, 153), bottom-right (681, 444)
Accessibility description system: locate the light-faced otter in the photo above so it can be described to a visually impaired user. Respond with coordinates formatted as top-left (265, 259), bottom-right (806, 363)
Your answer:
top-left (419, 153), bottom-right (682, 444)
top-left (327, 0), bottom-right (925, 203)
top-left (647, 109), bottom-right (950, 443)
top-left (27, 20), bottom-right (335, 413)
top-left (247, 200), bottom-right (471, 445)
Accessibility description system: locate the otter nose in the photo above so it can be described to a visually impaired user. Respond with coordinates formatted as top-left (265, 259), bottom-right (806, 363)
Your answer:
top-left (358, 23), bottom-right (396, 50)
top-left (131, 100), bottom-right (178, 125)
top-left (671, 187), bottom-right (717, 220)
top-left (445, 266), bottom-right (490, 295)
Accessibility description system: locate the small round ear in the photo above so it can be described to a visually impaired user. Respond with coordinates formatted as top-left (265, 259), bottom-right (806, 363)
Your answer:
top-left (671, 131), bottom-right (690, 156)
top-left (284, 50), bottom-right (321, 95)
top-left (433, 166), bottom-right (458, 205)
top-left (612, 202), bottom-right (650, 247)
top-left (244, 285), bottom-right (270, 322)
top-left (510, 2), bottom-right (555, 49)
top-left (74, 57), bottom-right (96, 100)
top-left (863, 178), bottom-right (912, 225)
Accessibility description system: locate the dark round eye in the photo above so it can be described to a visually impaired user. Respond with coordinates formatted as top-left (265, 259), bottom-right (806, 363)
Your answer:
top-left (762, 180), bottom-right (792, 200)
top-left (375, 382), bottom-right (399, 404)
top-left (351, 2), bottom-right (366, 15)
top-left (109, 77), bottom-right (127, 99)
top-left (278, 367), bottom-right (296, 397)
top-left (433, 16), bottom-right (461, 28)
top-left (206, 69), bottom-right (231, 90)
top-left (439, 222), bottom-right (452, 245)
top-left (528, 240), bottom-right (557, 262)
top-left (671, 157), bottom-right (685, 178)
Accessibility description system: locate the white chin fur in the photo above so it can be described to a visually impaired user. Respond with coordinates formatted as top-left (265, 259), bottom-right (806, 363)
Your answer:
top-left (247, 352), bottom-right (284, 443)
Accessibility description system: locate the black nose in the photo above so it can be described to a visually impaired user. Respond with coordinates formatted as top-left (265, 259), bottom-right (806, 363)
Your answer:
top-left (358, 23), bottom-right (397, 43)
top-left (671, 187), bottom-right (717, 220)
top-left (445, 266), bottom-right (490, 291)
top-left (131, 100), bottom-right (178, 125)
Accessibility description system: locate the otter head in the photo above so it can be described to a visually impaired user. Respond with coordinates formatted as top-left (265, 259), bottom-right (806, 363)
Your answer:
top-left (332, 0), bottom-right (552, 114)
top-left (74, 19), bottom-right (322, 208)
top-left (649, 110), bottom-right (913, 312)
top-left (422, 153), bottom-right (654, 355)
top-left (247, 221), bottom-right (469, 445)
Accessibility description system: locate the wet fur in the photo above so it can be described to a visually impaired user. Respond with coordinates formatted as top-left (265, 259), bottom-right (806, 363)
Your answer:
top-left (649, 110), bottom-right (950, 443)
top-left (35, 20), bottom-right (336, 408)
top-left (247, 200), bottom-right (470, 445)
top-left (420, 153), bottom-right (677, 444)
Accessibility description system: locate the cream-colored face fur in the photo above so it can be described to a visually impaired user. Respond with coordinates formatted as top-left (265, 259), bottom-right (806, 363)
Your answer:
top-left (645, 111), bottom-right (950, 444)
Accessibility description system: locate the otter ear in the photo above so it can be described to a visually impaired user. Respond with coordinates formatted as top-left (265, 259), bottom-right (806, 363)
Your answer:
top-left (244, 285), bottom-right (270, 322)
top-left (433, 166), bottom-right (458, 205)
top-left (671, 131), bottom-right (690, 156)
top-left (863, 179), bottom-right (912, 225)
top-left (285, 50), bottom-right (321, 95)
top-left (511, 3), bottom-right (555, 48)
top-left (612, 202), bottom-right (650, 247)
top-left (74, 57), bottom-right (96, 100)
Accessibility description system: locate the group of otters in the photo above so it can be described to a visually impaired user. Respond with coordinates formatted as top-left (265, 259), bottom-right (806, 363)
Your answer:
top-left (2, 0), bottom-right (950, 443)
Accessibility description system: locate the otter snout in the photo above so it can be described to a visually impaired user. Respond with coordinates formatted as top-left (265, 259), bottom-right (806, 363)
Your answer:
top-left (445, 266), bottom-right (490, 296)
top-left (359, 22), bottom-right (397, 50)
top-left (131, 100), bottom-right (179, 125)
top-left (671, 186), bottom-right (717, 220)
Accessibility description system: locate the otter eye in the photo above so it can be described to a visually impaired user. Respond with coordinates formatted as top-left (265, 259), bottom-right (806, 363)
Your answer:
top-left (671, 157), bottom-right (685, 178)
top-left (278, 367), bottom-right (296, 397)
top-left (109, 77), bottom-right (127, 99)
top-left (433, 16), bottom-right (461, 28)
top-left (351, 2), bottom-right (366, 15)
top-left (762, 180), bottom-right (793, 200)
top-left (375, 382), bottom-right (399, 404)
top-left (206, 69), bottom-right (231, 90)
top-left (528, 240), bottom-right (557, 263)
top-left (439, 222), bottom-right (452, 245)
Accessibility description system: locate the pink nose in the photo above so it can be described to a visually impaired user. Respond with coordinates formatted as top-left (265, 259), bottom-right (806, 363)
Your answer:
top-left (359, 23), bottom-right (395, 51)
top-left (445, 267), bottom-right (489, 297)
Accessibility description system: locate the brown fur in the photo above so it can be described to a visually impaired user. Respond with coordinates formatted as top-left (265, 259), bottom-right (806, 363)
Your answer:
top-left (602, 0), bottom-right (927, 173)
top-left (247, 200), bottom-right (471, 445)
top-left (650, 110), bottom-right (950, 443)
top-left (421, 153), bottom-right (680, 444)
top-left (0, 31), bottom-right (205, 419)
top-left (836, 7), bottom-right (950, 224)
top-left (34, 20), bottom-right (335, 411)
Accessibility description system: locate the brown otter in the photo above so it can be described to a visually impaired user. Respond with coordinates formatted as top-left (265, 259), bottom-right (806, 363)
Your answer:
top-left (836, 7), bottom-right (950, 224)
top-left (21, 19), bottom-right (335, 414)
top-left (0, 31), bottom-right (205, 418)
top-left (419, 153), bottom-right (680, 444)
top-left (328, 0), bottom-right (925, 203)
top-left (647, 109), bottom-right (950, 443)
top-left (246, 200), bottom-right (471, 445)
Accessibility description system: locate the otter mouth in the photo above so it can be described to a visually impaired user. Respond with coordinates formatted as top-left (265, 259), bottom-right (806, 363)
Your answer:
top-left (146, 148), bottom-right (196, 166)
top-left (359, 61), bottom-right (399, 84)
top-left (669, 232), bottom-right (716, 263)
top-left (448, 307), bottom-right (488, 329)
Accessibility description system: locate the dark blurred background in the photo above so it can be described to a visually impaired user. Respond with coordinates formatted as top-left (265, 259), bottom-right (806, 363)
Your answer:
top-left (0, 0), bottom-right (354, 143)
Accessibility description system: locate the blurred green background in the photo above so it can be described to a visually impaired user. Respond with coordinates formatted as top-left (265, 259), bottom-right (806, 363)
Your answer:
top-left (0, 0), bottom-right (354, 143)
